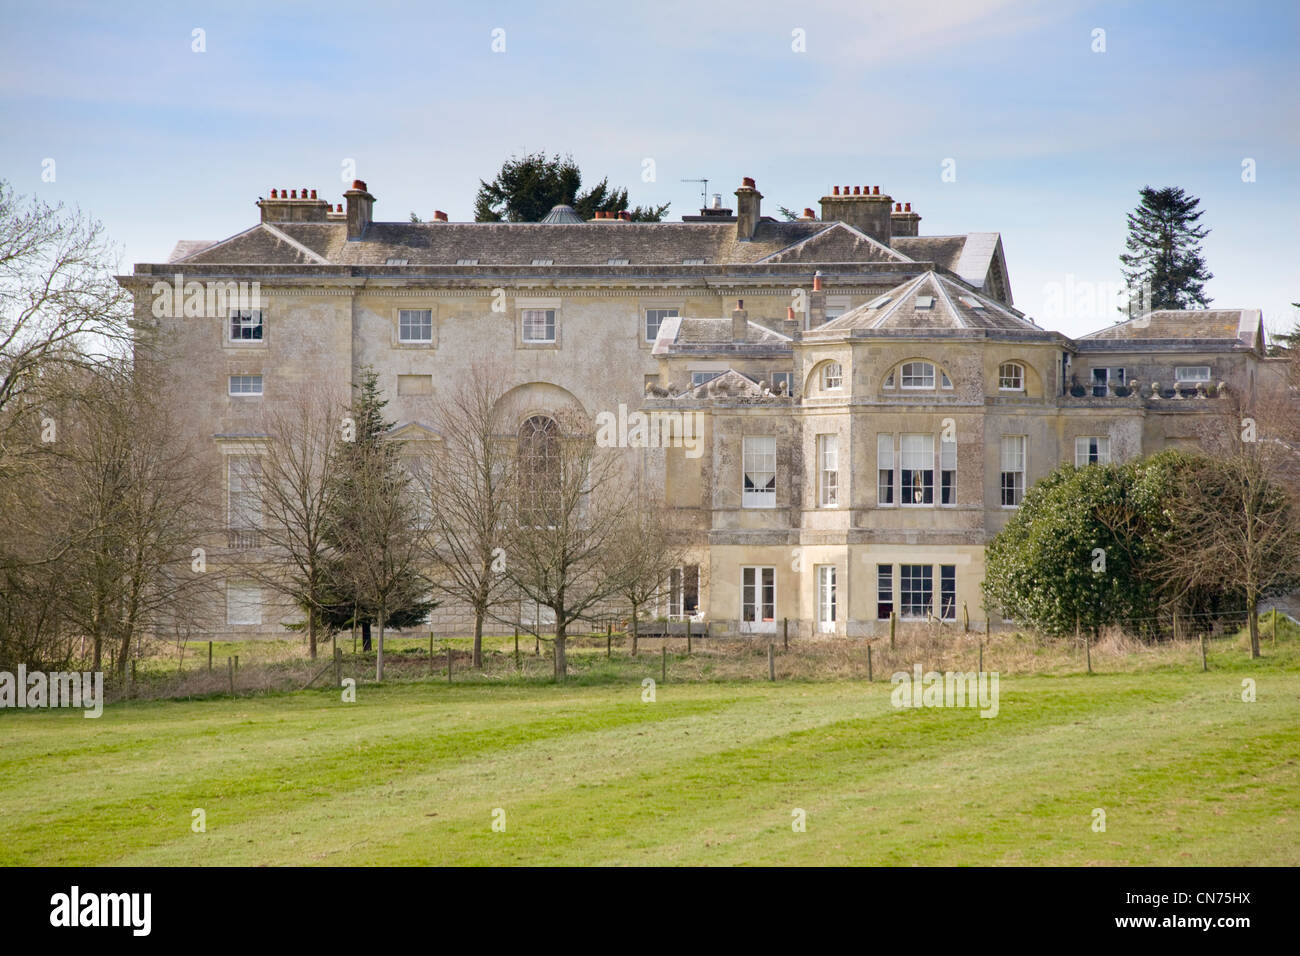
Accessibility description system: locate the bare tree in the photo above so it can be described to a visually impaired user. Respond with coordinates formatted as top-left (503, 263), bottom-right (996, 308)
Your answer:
top-left (0, 181), bottom-right (130, 467)
top-left (1161, 394), bottom-right (1300, 656)
top-left (418, 369), bottom-right (515, 668)
top-left (35, 362), bottom-right (216, 674)
top-left (611, 501), bottom-right (691, 657)
top-left (251, 384), bottom-right (348, 660)
top-left (501, 409), bottom-right (635, 679)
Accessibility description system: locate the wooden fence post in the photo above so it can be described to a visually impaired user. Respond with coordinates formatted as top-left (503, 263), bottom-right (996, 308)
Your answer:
top-left (979, 641), bottom-right (983, 674)
top-left (514, 628), bottom-right (521, 671)
top-left (783, 617), bottom-right (789, 650)
top-left (768, 642), bottom-right (776, 682)
top-left (1200, 633), bottom-right (1208, 672)
top-left (1085, 629), bottom-right (1092, 674)
top-left (889, 611), bottom-right (896, 650)
top-left (334, 646), bottom-right (342, 686)
top-left (962, 601), bottom-right (969, 634)
top-left (227, 657), bottom-right (234, 695)
top-left (867, 643), bottom-right (872, 682)
top-left (234, 654), bottom-right (239, 675)
top-left (1272, 608), bottom-right (1278, 648)
top-left (661, 646), bottom-right (667, 683)
top-left (447, 646), bottom-right (452, 683)
top-left (607, 628), bottom-right (611, 659)
top-left (429, 632), bottom-right (434, 677)
top-left (686, 619), bottom-right (692, 655)
top-left (207, 641), bottom-right (213, 671)
top-left (535, 634), bottom-right (540, 656)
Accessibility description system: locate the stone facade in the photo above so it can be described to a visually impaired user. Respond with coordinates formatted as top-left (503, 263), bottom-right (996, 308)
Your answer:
top-left (118, 178), bottom-right (1282, 639)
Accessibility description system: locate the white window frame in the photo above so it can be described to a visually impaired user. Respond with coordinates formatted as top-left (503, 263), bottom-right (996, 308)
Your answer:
top-left (1000, 435), bottom-right (1026, 507)
top-left (876, 563), bottom-right (894, 620)
top-left (228, 309), bottom-right (264, 342)
top-left (900, 564), bottom-right (933, 621)
top-left (1091, 367), bottom-right (1125, 396)
top-left (877, 433), bottom-right (895, 506)
top-left (820, 361), bottom-right (843, 390)
top-left (771, 371), bottom-right (793, 395)
top-left (998, 362), bottom-right (1025, 391)
top-left (227, 455), bottom-right (262, 532)
top-left (1175, 365), bottom-right (1211, 382)
top-left (644, 308), bottom-right (678, 342)
top-left (939, 565), bottom-right (957, 622)
top-left (940, 435), bottom-right (957, 505)
top-left (900, 361), bottom-right (936, 389)
top-left (228, 374), bottom-right (263, 396)
top-left (1075, 436), bottom-right (1111, 466)
top-left (741, 565), bottom-right (776, 632)
top-left (398, 308), bottom-right (433, 344)
top-left (521, 309), bottom-right (556, 343)
top-left (817, 434), bottom-right (839, 508)
top-left (742, 436), bottom-right (777, 509)
top-left (816, 565), bottom-right (837, 633)
top-left (900, 433), bottom-right (935, 506)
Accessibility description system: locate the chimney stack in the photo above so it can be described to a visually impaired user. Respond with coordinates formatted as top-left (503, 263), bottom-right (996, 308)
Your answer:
top-left (343, 179), bottom-right (375, 240)
top-left (734, 177), bottom-right (762, 241)
top-left (890, 200), bottom-right (922, 237)
top-left (258, 185), bottom-right (331, 223)
top-left (732, 299), bottom-right (748, 342)
top-left (819, 183), bottom-right (893, 245)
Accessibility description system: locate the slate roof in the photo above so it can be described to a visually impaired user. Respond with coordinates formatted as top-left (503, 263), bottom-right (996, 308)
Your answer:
top-left (168, 218), bottom-right (1008, 289)
top-left (804, 271), bottom-right (1042, 339)
top-left (652, 314), bottom-right (792, 356)
top-left (1079, 309), bottom-right (1265, 349)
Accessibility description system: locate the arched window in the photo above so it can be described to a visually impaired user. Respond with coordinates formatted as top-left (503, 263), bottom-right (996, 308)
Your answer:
top-left (998, 362), bottom-right (1025, 391)
top-left (820, 361), bottom-right (843, 390)
top-left (900, 361), bottom-right (935, 389)
top-left (518, 415), bottom-right (560, 525)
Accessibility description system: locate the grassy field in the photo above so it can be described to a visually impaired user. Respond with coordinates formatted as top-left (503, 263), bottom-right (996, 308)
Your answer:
top-left (1, 630), bottom-right (1297, 865)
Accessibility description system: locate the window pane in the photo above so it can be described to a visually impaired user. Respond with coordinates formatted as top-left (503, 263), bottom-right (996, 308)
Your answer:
top-left (399, 309), bottom-right (432, 342)
top-left (818, 434), bottom-right (838, 507)
top-left (901, 362), bottom-right (935, 388)
top-left (900, 433), bottom-right (934, 504)
top-left (645, 308), bottom-right (678, 342)
top-left (877, 564), bottom-right (893, 619)
top-left (877, 433), bottom-right (894, 505)
top-left (522, 309), bottom-right (556, 342)
top-left (940, 565), bottom-right (956, 621)
top-left (900, 565), bottom-right (933, 619)
top-left (743, 436), bottom-right (777, 507)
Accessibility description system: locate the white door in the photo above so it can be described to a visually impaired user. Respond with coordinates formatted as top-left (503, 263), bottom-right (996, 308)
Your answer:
top-left (816, 565), bottom-right (836, 633)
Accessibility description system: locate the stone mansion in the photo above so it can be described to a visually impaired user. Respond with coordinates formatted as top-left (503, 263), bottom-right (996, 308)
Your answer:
top-left (119, 177), bottom-right (1280, 637)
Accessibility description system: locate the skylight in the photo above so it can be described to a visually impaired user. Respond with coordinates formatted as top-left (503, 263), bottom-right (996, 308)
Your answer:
top-left (915, 295), bottom-right (935, 310)
top-left (456, 258), bottom-right (478, 266)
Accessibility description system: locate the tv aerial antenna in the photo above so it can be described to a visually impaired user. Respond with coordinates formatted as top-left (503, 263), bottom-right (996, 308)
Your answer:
top-left (681, 178), bottom-right (709, 210)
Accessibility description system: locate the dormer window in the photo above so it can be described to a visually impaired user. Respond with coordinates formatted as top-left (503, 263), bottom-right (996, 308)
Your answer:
top-left (901, 361), bottom-right (935, 389)
top-left (532, 258), bottom-right (554, 266)
top-left (607, 258), bottom-right (629, 265)
top-left (820, 362), bottom-right (843, 390)
top-left (998, 362), bottom-right (1025, 391)
top-left (456, 258), bottom-right (478, 266)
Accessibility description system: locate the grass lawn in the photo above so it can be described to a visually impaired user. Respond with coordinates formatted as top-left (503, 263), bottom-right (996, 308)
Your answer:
top-left (1, 641), bottom-right (1297, 865)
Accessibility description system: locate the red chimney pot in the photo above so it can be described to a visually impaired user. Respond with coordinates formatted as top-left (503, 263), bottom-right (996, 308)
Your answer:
top-left (290, 189), bottom-right (297, 199)
top-left (310, 189), bottom-right (317, 199)
top-left (812, 273), bottom-right (823, 292)
top-left (832, 186), bottom-right (839, 195)
top-left (873, 186), bottom-right (880, 195)
top-left (905, 202), bottom-right (912, 212)
top-left (270, 189), bottom-right (278, 198)
top-left (742, 176), bottom-right (756, 188)
top-left (433, 210), bottom-right (447, 221)
top-left (853, 186), bottom-right (860, 195)
top-left (803, 208), bottom-right (815, 218)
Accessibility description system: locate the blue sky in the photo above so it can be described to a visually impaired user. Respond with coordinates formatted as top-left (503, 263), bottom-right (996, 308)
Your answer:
top-left (1, 0), bottom-right (1296, 338)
